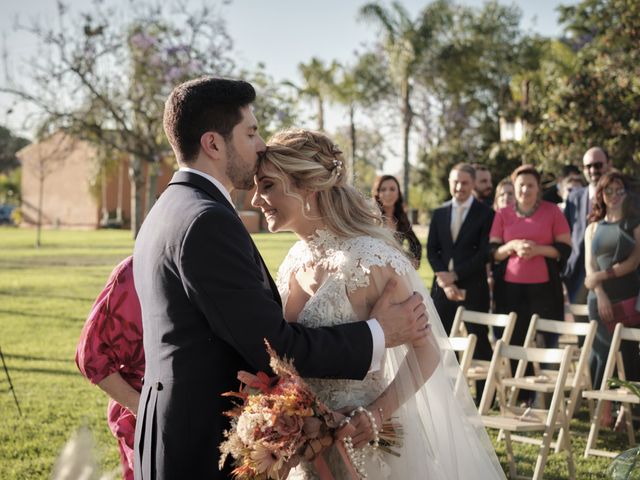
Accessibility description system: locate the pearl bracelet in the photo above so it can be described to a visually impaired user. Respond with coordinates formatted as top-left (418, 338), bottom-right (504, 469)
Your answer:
top-left (349, 406), bottom-right (380, 448)
top-left (342, 435), bottom-right (368, 478)
top-left (340, 406), bottom-right (381, 479)
top-left (359, 406), bottom-right (380, 449)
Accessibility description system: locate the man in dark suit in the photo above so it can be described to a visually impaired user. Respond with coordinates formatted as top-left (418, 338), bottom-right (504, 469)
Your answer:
top-left (564, 147), bottom-right (612, 303)
top-left (133, 77), bottom-right (429, 479)
top-left (427, 163), bottom-right (494, 402)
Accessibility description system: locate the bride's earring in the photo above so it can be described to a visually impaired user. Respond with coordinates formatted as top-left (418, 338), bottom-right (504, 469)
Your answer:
top-left (305, 200), bottom-right (311, 213)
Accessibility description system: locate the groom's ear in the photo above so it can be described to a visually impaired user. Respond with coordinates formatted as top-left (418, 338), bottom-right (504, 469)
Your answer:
top-left (200, 131), bottom-right (224, 160)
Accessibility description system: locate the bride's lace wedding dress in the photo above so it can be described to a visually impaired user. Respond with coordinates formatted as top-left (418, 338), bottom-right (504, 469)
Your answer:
top-left (279, 230), bottom-right (505, 480)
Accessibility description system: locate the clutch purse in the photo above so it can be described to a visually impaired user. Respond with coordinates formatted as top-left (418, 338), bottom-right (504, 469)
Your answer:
top-left (605, 296), bottom-right (640, 333)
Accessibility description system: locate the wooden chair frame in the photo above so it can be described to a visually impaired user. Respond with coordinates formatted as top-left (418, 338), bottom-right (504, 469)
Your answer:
top-left (582, 323), bottom-right (640, 459)
top-left (568, 303), bottom-right (589, 318)
top-left (448, 334), bottom-right (477, 395)
top-left (450, 307), bottom-right (516, 384)
top-left (561, 304), bottom-right (590, 349)
top-left (503, 315), bottom-right (597, 452)
top-left (479, 341), bottom-right (576, 480)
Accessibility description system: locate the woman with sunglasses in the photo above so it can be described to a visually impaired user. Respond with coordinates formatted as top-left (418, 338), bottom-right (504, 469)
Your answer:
top-left (584, 171), bottom-right (640, 425)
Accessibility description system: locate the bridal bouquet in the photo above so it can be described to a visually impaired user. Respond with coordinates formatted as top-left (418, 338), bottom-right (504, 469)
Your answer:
top-left (219, 340), bottom-right (344, 479)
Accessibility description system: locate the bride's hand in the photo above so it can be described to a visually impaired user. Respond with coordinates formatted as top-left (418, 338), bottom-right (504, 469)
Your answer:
top-left (337, 406), bottom-right (381, 449)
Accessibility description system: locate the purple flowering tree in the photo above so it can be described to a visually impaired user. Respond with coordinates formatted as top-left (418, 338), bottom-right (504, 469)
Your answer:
top-left (2, 1), bottom-right (234, 236)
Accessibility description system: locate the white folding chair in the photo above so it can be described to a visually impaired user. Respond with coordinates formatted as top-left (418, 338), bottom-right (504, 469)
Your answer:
top-left (448, 334), bottom-right (477, 395)
top-left (479, 341), bottom-right (576, 480)
top-left (503, 315), bottom-right (597, 452)
top-left (450, 307), bottom-right (517, 387)
top-left (559, 303), bottom-right (590, 348)
top-left (568, 303), bottom-right (589, 318)
top-left (582, 323), bottom-right (640, 458)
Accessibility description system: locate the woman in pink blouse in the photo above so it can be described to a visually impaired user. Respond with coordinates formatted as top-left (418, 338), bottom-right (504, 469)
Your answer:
top-left (76, 256), bottom-right (143, 480)
top-left (489, 165), bottom-right (572, 351)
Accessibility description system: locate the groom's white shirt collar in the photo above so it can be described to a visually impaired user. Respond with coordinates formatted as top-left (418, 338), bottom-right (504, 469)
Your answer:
top-left (179, 167), bottom-right (234, 208)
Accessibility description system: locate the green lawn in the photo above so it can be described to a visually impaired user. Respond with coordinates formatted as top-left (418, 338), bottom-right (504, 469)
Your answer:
top-left (0, 228), bottom-right (622, 478)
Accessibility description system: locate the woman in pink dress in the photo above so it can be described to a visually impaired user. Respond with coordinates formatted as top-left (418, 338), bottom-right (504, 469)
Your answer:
top-left (489, 166), bottom-right (571, 403)
top-left (489, 165), bottom-right (572, 348)
top-left (76, 256), bottom-right (144, 480)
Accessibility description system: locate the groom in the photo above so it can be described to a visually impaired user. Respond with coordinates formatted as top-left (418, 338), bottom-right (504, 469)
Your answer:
top-left (133, 76), bottom-right (429, 479)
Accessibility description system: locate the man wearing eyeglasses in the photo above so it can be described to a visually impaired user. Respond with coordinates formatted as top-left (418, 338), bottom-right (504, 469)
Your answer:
top-left (563, 146), bottom-right (612, 303)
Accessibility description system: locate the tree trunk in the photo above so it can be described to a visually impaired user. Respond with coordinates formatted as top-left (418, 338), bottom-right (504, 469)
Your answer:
top-left (402, 84), bottom-right (413, 206)
top-left (100, 168), bottom-right (109, 226)
top-left (116, 159), bottom-right (124, 224)
top-left (317, 97), bottom-right (325, 131)
top-left (35, 176), bottom-right (43, 249)
top-left (349, 103), bottom-right (357, 185)
top-left (145, 160), bottom-right (160, 216)
top-left (129, 155), bottom-right (145, 238)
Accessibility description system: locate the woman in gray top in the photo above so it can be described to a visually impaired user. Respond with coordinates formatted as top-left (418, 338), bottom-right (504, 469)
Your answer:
top-left (584, 171), bottom-right (640, 425)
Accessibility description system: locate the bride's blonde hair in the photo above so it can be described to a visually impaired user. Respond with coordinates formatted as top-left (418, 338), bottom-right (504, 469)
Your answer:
top-left (263, 128), bottom-right (402, 251)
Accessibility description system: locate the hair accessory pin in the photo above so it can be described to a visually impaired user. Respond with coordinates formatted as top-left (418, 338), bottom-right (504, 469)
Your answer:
top-left (332, 158), bottom-right (343, 177)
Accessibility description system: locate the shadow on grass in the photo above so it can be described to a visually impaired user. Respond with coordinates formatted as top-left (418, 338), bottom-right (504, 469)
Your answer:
top-left (4, 353), bottom-right (71, 363)
top-left (0, 309), bottom-right (84, 323)
top-left (1, 366), bottom-right (77, 377)
top-left (0, 291), bottom-right (96, 303)
top-left (0, 256), bottom-right (128, 269)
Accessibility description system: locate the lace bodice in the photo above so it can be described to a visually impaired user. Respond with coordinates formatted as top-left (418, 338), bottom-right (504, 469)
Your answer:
top-left (276, 231), bottom-right (413, 409)
top-left (279, 231), bottom-right (413, 479)
top-left (277, 230), bottom-right (412, 302)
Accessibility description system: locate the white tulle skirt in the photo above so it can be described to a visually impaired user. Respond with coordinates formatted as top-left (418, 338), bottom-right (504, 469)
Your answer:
top-left (289, 269), bottom-right (505, 480)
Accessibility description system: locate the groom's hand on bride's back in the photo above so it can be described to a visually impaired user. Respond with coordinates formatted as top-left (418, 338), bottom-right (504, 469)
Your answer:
top-left (371, 279), bottom-right (429, 348)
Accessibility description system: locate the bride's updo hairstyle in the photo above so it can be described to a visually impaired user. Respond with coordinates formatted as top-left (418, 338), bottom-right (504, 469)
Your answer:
top-left (263, 128), bottom-right (401, 250)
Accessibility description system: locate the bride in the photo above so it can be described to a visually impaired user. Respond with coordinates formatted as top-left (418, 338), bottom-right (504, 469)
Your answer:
top-left (251, 129), bottom-right (505, 479)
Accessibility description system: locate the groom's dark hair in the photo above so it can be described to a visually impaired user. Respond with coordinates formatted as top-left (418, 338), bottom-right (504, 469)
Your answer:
top-left (163, 76), bottom-right (256, 163)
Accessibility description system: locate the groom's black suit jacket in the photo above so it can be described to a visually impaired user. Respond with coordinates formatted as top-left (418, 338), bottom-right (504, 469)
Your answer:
top-left (133, 171), bottom-right (373, 479)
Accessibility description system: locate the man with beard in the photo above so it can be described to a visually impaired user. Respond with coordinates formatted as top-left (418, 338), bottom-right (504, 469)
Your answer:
top-left (472, 163), bottom-right (493, 206)
top-left (132, 77), bottom-right (429, 479)
top-left (564, 146), bottom-right (612, 303)
top-left (427, 163), bottom-right (494, 403)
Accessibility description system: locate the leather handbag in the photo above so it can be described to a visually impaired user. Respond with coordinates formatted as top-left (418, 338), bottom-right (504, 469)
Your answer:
top-left (605, 296), bottom-right (640, 333)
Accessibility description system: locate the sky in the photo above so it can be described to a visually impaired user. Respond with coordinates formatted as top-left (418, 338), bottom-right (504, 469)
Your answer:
top-left (225, 0), bottom-right (571, 83)
top-left (0, 0), bottom-right (575, 144)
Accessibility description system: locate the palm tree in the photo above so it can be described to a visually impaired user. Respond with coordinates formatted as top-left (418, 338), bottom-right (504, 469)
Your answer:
top-left (359, 1), bottom-right (432, 202)
top-left (330, 53), bottom-right (391, 183)
top-left (286, 57), bottom-right (338, 131)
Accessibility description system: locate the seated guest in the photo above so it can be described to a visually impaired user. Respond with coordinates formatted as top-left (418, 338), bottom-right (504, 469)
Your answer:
top-left (76, 256), bottom-right (143, 480)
